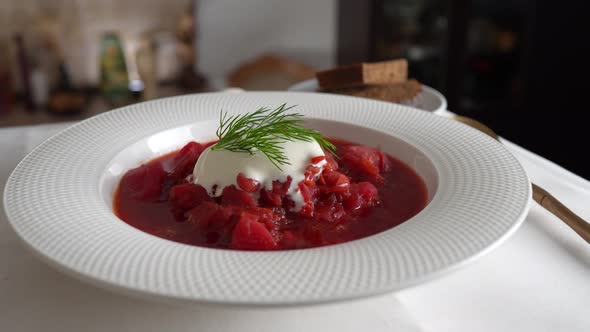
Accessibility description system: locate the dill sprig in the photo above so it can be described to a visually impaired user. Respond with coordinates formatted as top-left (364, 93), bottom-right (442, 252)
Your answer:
top-left (212, 103), bottom-right (337, 170)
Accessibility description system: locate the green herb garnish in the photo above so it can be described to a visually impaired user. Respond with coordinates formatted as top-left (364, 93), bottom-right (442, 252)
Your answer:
top-left (212, 103), bottom-right (337, 170)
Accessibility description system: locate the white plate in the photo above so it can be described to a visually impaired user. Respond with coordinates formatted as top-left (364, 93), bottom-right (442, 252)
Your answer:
top-left (3, 92), bottom-right (530, 306)
top-left (289, 78), bottom-right (448, 114)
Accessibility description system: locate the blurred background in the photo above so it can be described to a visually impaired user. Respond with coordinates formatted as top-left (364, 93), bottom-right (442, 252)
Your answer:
top-left (0, 0), bottom-right (588, 177)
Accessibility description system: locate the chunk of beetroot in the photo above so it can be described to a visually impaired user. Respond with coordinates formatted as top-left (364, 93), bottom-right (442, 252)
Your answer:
top-left (221, 186), bottom-right (257, 207)
top-left (344, 182), bottom-right (379, 211)
top-left (120, 164), bottom-right (165, 201)
top-left (236, 173), bottom-right (260, 192)
top-left (315, 202), bottom-right (346, 223)
top-left (272, 177), bottom-right (292, 195)
top-left (208, 206), bottom-right (234, 229)
top-left (245, 206), bottom-right (279, 226)
top-left (298, 203), bottom-right (314, 219)
top-left (170, 142), bottom-right (204, 180)
top-left (324, 152), bottom-right (339, 172)
top-left (186, 201), bottom-right (220, 228)
top-left (298, 183), bottom-right (317, 218)
top-left (311, 156), bottom-right (326, 164)
top-left (319, 171), bottom-right (350, 194)
top-left (356, 182), bottom-right (378, 201)
top-left (298, 182), bottom-right (318, 203)
top-left (231, 212), bottom-right (277, 250)
top-left (317, 192), bottom-right (338, 208)
top-left (260, 189), bottom-right (282, 207)
top-left (169, 184), bottom-right (210, 210)
top-left (343, 193), bottom-right (363, 211)
top-left (340, 145), bottom-right (390, 177)
top-left (304, 165), bottom-right (321, 182)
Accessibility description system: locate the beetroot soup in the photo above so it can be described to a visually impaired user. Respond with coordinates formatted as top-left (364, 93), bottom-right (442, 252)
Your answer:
top-left (114, 139), bottom-right (428, 250)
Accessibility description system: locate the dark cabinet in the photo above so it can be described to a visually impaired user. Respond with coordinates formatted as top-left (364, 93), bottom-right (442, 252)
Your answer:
top-left (337, 0), bottom-right (589, 178)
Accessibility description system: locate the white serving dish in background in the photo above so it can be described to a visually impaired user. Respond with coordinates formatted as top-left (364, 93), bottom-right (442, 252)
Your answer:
top-left (289, 78), bottom-right (448, 115)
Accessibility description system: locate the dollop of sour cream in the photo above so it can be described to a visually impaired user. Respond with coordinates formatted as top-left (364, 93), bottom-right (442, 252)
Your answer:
top-left (192, 139), bottom-right (327, 211)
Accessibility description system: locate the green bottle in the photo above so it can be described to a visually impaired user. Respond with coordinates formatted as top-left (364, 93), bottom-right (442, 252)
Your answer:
top-left (99, 32), bottom-right (130, 105)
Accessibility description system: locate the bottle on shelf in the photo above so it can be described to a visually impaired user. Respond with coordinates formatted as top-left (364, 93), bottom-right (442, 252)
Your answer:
top-left (13, 34), bottom-right (35, 111)
top-left (99, 32), bottom-right (131, 105)
top-left (136, 35), bottom-right (158, 101)
top-left (0, 41), bottom-right (15, 115)
top-left (35, 13), bottom-right (86, 115)
top-left (175, 3), bottom-right (207, 91)
top-left (30, 57), bottom-right (50, 110)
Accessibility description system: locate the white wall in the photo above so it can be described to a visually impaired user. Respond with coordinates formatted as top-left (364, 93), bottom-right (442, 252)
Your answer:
top-left (197, 0), bottom-right (337, 84)
top-left (0, 0), bottom-right (188, 87)
top-left (1, 0), bottom-right (337, 88)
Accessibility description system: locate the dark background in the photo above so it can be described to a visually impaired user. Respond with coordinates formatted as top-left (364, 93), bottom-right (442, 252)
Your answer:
top-left (337, 0), bottom-right (590, 178)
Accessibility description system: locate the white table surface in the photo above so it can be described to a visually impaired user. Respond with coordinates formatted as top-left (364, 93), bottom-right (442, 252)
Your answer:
top-left (1, 121), bottom-right (589, 332)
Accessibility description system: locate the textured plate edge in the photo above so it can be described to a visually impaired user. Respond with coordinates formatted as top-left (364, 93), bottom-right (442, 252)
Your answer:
top-left (2, 91), bottom-right (532, 306)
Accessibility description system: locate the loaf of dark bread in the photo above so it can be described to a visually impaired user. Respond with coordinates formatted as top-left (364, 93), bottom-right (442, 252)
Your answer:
top-left (326, 79), bottom-right (422, 103)
top-left (316, 59), bottom-right (408, 90)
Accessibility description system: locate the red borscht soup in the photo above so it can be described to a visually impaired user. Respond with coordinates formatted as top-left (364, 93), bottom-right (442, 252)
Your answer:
top-left (114, 139), bottom-right (428, 250)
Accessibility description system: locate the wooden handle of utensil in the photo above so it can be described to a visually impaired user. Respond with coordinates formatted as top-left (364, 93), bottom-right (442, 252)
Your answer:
top-left (532, 183), bottom-right (590, 244)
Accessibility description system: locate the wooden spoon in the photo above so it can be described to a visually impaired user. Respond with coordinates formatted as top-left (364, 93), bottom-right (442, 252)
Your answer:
top-left (453, 115), bottom-right (590, 244)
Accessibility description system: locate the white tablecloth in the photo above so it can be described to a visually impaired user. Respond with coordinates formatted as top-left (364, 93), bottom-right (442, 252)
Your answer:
top-left (1, 121), bottom-right (589, 332)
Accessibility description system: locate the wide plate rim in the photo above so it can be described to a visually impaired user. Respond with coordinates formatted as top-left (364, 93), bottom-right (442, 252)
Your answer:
top-left (3, 91), bottom-right (531, 306)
